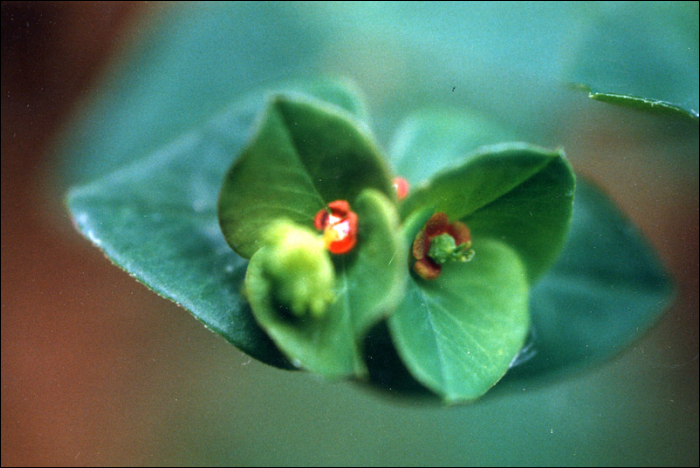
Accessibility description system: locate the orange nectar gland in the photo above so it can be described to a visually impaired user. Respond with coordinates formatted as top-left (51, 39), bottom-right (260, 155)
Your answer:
top-left (412, 212), bottom-right (474, 281)
top-left (314, 200), bottom-right (358, 254)
top-left (392, 177), bottom-right (409, 200)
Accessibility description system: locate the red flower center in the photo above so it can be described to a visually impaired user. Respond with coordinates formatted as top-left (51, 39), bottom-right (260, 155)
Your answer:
top-left (392, 177), bottom-right (410, 200)
top-left (314, 200), bottom-right (358, 254)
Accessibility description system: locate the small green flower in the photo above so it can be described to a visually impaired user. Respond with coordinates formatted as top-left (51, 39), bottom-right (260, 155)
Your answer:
top-left (412, 212), bottom-right (474, 280)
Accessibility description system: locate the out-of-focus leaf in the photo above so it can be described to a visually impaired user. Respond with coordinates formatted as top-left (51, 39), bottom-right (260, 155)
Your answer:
top-left (502, 179), bottom-right (675, 383)
top-left (57, 3), bottom-right (338, 185)
top-left (390, 109), bottom-right (516, 186)
top-left (56, 3), bottom-right (698, 193)
top-left (567, 2), bottom-right (699, 121)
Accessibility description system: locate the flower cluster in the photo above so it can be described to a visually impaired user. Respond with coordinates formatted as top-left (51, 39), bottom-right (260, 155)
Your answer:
top-left (216, 92), bottom-right (575, 402)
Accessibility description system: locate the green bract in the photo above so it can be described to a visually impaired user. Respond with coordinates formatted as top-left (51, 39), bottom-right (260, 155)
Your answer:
top-left (68, 80), bottom-right (673, 403)
top-left (384, 144), bottom-right (574, 402)
top-left (218, 94), bottom-right (394, 259)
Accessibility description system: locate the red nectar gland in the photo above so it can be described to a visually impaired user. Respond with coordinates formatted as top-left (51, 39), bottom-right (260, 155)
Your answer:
top-left (392, 177), bottom-right (410, 201)
top-left (314, 200), bottom-right (358, 254)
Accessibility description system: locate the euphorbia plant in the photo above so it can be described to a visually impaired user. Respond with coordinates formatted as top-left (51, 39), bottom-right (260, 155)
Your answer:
top-left (67, 79), bottom-right (671, 403)
top-left (215, 91), bottom-right (576, 402)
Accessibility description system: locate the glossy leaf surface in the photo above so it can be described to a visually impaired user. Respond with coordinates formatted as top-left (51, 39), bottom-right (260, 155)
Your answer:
top-left (503, 179), bottom-right (674, 383)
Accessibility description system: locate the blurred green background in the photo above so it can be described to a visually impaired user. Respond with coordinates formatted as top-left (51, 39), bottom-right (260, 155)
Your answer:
top-left (2, 2), bottom-right (697, 465)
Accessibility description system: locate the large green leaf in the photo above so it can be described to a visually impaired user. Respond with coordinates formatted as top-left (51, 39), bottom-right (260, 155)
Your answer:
top-left (246, 189), bottom-right (406, 378)
top-left (502, 179), bottom-right (674, 383)
top-left (66, 80), bottom-right (366, 369)
top-left (389, 236), bottom-right (530, 403)
top-left (401, 144), bottom-right (575, 283)
top-left (218, 94), bottom-right (393, 259)
top-left (386, 142), bottom-right (574, 402)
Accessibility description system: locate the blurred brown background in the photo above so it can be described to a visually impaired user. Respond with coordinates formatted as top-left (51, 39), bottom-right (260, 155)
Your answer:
top-left (2, 2), bottom-right (165, 465)
top-left (2, 2), bottom-right (698, 466)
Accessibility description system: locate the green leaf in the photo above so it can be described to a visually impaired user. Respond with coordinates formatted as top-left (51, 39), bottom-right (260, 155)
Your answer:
top-left (583, 89), bottom-right (698, 121)
top-left (502, 179), bottom-right (675, 383)
top-left (67, 80), bottom-right (366, 369)
top-left (388, 237), bottom-right (530, 403)
top-left (218, 94), bottom-right (394, 259)
top-left (567, 2), bottom-right (699, 121)
top-left (246, 189), bottom-right (406, 378)
top-left (401, 144), bottom-right (575, 283)
top-left (387, 143), bottom-right (573, 403)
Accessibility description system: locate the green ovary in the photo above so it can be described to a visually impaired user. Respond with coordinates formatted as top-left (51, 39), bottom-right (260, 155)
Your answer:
top-left (427, 233), bottom-right (474, 265)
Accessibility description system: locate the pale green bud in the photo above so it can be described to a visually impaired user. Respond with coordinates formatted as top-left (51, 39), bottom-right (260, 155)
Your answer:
top-left (259, 220), bottom-right (335, 318)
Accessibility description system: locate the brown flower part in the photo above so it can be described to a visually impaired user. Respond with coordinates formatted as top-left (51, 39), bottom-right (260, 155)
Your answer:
top-left (412, 212), bottom-right (472, 280)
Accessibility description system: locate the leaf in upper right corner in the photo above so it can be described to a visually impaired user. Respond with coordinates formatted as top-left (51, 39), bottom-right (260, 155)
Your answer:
top-left (566, 2), bottom-right (699, 121)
